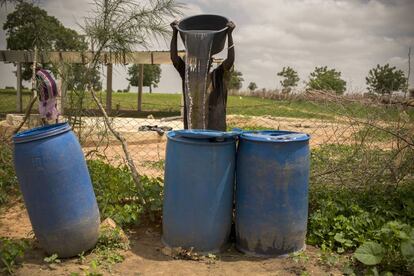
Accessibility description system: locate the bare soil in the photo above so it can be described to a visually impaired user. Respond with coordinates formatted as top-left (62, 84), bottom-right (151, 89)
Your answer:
top-left (0, 201), bottom-right (344, 276)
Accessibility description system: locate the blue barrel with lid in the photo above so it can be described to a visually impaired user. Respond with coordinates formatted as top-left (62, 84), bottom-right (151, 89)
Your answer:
top-left (13, 123), bottom-right (100, 257)
top-left (162, 129), bottom-right (239, 253)
top-left (235, 130), bottom-right (310, 257)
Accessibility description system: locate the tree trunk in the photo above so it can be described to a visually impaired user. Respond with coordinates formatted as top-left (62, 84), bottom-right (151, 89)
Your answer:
top-left (137, 64), bottom-right (143, 111)
top-left (149, 84), bottom-right (152, 94)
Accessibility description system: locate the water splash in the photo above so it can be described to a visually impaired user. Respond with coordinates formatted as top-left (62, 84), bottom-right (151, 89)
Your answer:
top-left (184, 31), bottom-right (214, 129)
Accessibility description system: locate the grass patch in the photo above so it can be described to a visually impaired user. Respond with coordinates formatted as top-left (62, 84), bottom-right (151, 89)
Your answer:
top-left (354, 126), bottom-right (395, 142)
top-left (227, 124), bottom-right (275, 131)
top-left (0, 144), bottom-right (19, 205)
top-left (3, 89), bottom-right (412, 121)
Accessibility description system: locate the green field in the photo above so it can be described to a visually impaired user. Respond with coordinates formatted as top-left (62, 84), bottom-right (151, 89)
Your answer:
top-left (1, 89), bottom-right (412, 121)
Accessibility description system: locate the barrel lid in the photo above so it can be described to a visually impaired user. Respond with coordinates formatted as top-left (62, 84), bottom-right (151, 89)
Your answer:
top-left (241, 130), bottom-right (310, 143)
top-left (13, 122), bottom-right (71, 144)
top-left (172, 129), bottom-right (240, 141)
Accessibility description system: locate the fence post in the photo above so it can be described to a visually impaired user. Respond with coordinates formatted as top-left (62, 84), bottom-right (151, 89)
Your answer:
top-left (137, 64), bottom-right (144, 112)
top-left (16, 62), bottom-right (22, 113)
top-left (181, 94), bottom-right (184, 118)
top-left (106, 63), bottom-right (113, 113)
top-left (58, 63), bottom-right (68, 116)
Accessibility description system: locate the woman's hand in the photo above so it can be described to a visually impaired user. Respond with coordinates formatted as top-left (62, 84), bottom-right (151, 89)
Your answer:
top-left (227, 21), bottom-right (236, 33)
top-left (170, 20), bottom-right (179, 30)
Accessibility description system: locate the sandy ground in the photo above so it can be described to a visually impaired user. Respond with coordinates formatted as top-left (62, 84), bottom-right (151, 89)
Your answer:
top-left (0, 202), bottom-right (344, 276)
top-left (1, 113), bottom-right (392, 179)
top-left (78, 114), bottom-right (361, 178)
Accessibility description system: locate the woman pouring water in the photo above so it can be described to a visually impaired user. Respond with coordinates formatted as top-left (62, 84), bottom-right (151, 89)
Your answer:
top-left (170, 18), bottom-right (235, 131)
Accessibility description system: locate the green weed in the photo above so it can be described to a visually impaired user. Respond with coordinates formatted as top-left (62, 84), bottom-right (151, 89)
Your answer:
top-left (91, 225), bottom-right (129, 271)
top-left (88, 160), bottom-right (163, 226)
top-left (43, 253), bottom-right (60, 264)
top-left (0, 144), bottom-right (19, 206)
top-left (353, 221), bottom-right (414, 273)
top-left (354, 126), bottom-right (395, 142)
top-left (0, 238), bottom-right (28, 274)
top-left (144, 160), bottom-right (165, 171)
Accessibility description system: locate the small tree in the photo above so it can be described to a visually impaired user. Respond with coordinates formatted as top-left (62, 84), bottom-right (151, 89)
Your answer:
top-left (67, 64), bottom-right (102, 91)
top-left (127, 64), bottom-right (161, 93)
top-left (81, 0), bottom-right (181, 196)
top-left (307, 66), bottom-right (346, 94)
top-left (277, 66), bottom-right (299, 93)
top-left (228, 69), bottom-right (244, 91)
top-left (366, 64), bottom-right (408, 95)
top-left (248, 82), bottom-right (257, 92)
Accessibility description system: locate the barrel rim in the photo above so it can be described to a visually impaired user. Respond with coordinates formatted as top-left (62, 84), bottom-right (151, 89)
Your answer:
top-left (167, 130), bottom-right (236, 145)
top-left (174, 129), bottom-right (240, 139)
top-left (177, 14), bottom-right (229, 34)
top-left (240, 130), bottom-right (310, 143)
top-left (13, 122), bottom-right (71, 144)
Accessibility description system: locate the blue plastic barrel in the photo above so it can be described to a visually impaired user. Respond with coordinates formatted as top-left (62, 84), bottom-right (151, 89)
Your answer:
top-left (162, 130), bottom-right (238, 253)
top-left (235, 130), bottom-right (310, 257)
top-left (13, 123), bottom-right (100, 257)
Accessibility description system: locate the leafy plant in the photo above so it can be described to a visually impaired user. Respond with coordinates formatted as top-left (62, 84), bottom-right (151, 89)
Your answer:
top-left (0, 238), bottom-right (28, 274)
top-left (77, 251), bottom-right (86, 264)
top-left (308, 142), bottom-right (414, 274)
top-left (354, 242), bottom-right (384, 266)
top-left (0, 143), bottom-right (19, 205)
top-left (353, 222), bottom-right (414, 273)
top-left (290, 251), bottom-right (309, 264)
top-left (88, 160), bottom-right (163, 226)
top-left (91, 225), bottom-right (129, 270)
top-left (318, 248), bottom-right (340, 268)
top-left (83, 259), bottom-right (103, 276)
top-left (43, 253), bottom-right (60, 264)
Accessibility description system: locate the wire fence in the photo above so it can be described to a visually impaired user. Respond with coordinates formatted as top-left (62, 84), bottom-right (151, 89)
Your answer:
top-left (1, 89), bottom-right (413, 186)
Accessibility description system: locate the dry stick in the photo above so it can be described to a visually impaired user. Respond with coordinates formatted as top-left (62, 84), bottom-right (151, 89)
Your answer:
top-left (83, 43), bottom-right (146, 203)
top-left (350, 117), bottom-right (413, 147)
top-left (89, 87), bottom-right (146, 205)
top-left (406, 47), bottom-right (411, 99)
top-left (13, 95), bottom-right (38, 134)
top-left (13, 46), bottom-right (38, 134)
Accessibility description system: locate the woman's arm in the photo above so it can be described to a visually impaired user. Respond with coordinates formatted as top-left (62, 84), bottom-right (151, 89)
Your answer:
top-left (170, 20), bottom-right (185, 70)
top-left (222, 21), bottom-right (235, 71)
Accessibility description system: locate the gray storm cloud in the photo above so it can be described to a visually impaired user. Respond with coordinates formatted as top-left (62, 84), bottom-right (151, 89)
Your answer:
top-left (0, 0), bottom-right (413, 92)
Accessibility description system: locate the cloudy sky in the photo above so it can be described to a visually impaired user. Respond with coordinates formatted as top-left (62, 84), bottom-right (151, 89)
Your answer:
top-left (0, 0), bottom-right (413, 93)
